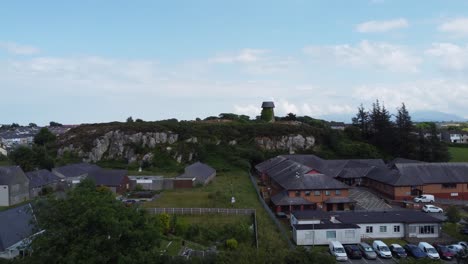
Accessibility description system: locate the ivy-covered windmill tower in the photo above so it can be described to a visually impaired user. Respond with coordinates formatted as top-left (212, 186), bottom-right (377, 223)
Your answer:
top-left (260, 101), bottom-right (275, 122)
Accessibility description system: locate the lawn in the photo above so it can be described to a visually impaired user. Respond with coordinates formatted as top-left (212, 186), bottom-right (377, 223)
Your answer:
top-left (142, 170), bottom-right (289, 252)
top-left (449, 147), bottom-right (468, 162)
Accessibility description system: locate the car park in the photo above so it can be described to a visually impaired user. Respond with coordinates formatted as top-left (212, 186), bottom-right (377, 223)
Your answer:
top-left (418, 242), bottom-right (440, 259)
top-left (329, 241), bottom-right (348, 261)
top-left (422, 204), bottom-right (443, 213)
top-left (344, 245), bottom-right (362, 259)
top-left (389, 243), bottom-right (407, 258)
top-left (358, 242), bottom-right (377, 260)
top-left (433, 244), bottom-right (455, 260)
top-left (373, 240), bottom-right (392, 259)
top-left (404, 244), bottom-right (427, 259)
top-left (414, 194), bottom-right (435, 203)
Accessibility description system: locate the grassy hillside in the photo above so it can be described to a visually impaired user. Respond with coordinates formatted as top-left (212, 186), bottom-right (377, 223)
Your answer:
top-left (449, 146), bottom-right (468, 162)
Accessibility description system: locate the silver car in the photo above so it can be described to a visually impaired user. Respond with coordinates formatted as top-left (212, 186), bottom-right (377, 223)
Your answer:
top-left (358, 242), bottom-right (377, 259)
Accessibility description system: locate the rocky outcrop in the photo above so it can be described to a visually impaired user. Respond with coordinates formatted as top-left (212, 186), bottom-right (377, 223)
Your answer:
top-left (58, 130), bottom-right (315, 163)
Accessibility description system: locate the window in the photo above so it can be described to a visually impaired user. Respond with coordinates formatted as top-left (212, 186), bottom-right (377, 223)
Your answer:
top-left (335, 190), bottom-right (341, 195)
top-left (295, 191), bottom-right (301, 197)
top-left (366, 226), bottom-right (373, 233)
top-left (326, 231), bottom-right (336, 239)
top-left (345, 230), bottom-right (355, 238)
top-left (305, 191), bottom-right (311, 196)
top-left (379, 226), bottom-right (387, 233)
top-left (419, 225), bottom-right (435, 234)
top-left (314, 191), bottom-right (321, 196)
top-left (394, 225), bottom-right (400, 233)
top-left (325, 191), bottom-right (330, 196)
top-left (442, 183), bottom-right (456, 189)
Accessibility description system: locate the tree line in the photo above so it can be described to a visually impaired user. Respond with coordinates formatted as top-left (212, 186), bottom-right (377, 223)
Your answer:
top-left (350, 100), bottom-right (449, 162)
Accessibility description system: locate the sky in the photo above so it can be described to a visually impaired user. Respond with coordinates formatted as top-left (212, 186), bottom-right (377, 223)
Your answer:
top-left (1, 0), bottom-right (468, 125)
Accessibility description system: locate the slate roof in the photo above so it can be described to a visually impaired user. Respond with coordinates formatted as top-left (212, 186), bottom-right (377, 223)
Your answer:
top-left (254, 156), bottom-right (287, 173)
top-left (294, 223), bottom-right (360, 230)
top-left (25, 169), bottom-right (61, 189)
top-left (53, 163), bottom-right (101, 178)
top-left (88, 169), bottom-right (128, 186)
top-left (270, 191), bottom-right (314, 206)
top-left (0, 204), bottom-right (35, 251)
top-left (261, 101), bottom-right (275, 108)
top-left (177, 162), bottom-right (216, 183)
top-left (0, 166), bottom-right (24, 185)
top-left (292, 210), bottom-right (442, 224)
top-left (387, 158), bottom-right (425, 169)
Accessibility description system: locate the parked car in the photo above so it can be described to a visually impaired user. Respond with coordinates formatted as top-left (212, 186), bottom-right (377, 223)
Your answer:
top-left (329, 241), bottom-right (348, 261)
top-left (389, 244), bottom-right (407, 258)
top-left (422, 204), bottom-right (443, 213)
top-left (459, 241), bottom-right (468, 249)
top-left (448, 244), bottom-right (465, 254)
top-left (344, 245), bottom-right (362, 259)
top-left (433, 244), bottom-right (455, 260)
top-left (358, 242), bottom-right (377, 260)
top-left (414, 194), bottom-right (435, 203)
top-left (404, 244), bottom-right (427, 259)
top-left (418, 242), bottom-right (440, 259)
top-left (373, 240), bottom-right (392, 258)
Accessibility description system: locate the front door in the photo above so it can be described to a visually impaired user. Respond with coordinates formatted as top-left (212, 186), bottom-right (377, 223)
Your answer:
top-left (326, 203), bottom-right (333, 211)
top-left (337, 203), bottom-right (344, 211)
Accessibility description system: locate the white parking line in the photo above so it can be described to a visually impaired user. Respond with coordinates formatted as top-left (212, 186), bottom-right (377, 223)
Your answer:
top-left (362, 257), bottom-right (368, 264)
top-left (376, 257), bottom-right (385, 264)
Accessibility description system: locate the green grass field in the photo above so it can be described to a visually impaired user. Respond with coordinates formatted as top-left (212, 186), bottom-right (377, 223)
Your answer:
top-left (142, 170), bottom-right (288, 252)
top-left (449, 147), bottom-right (468, 162)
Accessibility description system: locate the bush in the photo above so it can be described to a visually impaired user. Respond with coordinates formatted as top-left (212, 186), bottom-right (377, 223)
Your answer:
top-left (225, 238), bottom-right (238, 250)
top-left (446, 206), bottom-right (461, 223)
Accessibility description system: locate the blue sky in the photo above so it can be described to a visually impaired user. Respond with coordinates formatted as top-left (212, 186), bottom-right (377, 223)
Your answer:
top-left (1, 0), bottom-right (468, 125)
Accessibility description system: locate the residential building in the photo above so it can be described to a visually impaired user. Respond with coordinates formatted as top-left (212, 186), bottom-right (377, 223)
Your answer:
top-left (128, 176), bottom-right (164, 190)
top-left (291, 210), bottom-right (442, 246)
top-left (52, 163), bottom-right (101, 185)
top-left (329, 122), bottom-right (346, 130)
top-left (441, 131), bottom-right (468, 143)
top-left (25, 169), bottom-right (61, 198)
top-left (0, 166), bottom-right (29, 206)
top-left (0, 144), bottom-right (6, 156)
top-left (0, 204), bottom-right (38, 259)
top-left (88, 169), bottom-right (129, 194)
top-left (0, 127), bottom-right (40, 148)
top-left (255, 156), bottom-right (355, 212)
top-left (177, 162), bottom-right (216, 186)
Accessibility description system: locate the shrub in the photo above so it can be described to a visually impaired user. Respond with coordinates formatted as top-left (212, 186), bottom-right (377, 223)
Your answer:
top-left (225, 238), bottom-right (238, 250)
top-left (446, 206), bottom-right (461, 223)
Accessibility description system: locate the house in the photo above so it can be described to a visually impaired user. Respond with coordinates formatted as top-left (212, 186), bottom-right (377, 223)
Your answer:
top-left (329, 122), bottom-right (346, 130)
top-left (52, 163), bottom-right (101, 185)
top-left (88, 169), bottom-right (129, 194)
top-left (255, 156), bottom-right (355, 213)
top-left (0, 204), bottom-right (38, 259)
top-left (25, 169), bottom-right (61, 198)
top-left (291, 210), bottom-right (443, 246)
top-left (128, 176), bottom-right (164, 191)
top-left (0, 127), bottom-right (40, 148)
top-left (0, 166), bottom-right (29, 206)
top-left (442, 131), bottom-right (468, 143)
top-left (0, 145), bottom-right (6, 156)
top-left (177, 162), bottom-right (216, 186)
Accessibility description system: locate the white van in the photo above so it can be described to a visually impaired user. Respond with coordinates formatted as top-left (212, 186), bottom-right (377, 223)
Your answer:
top-left (414, 194), bottom-right (435, 203)
top-left (418, 242), bottom-right (440, 259)
top-left (329, 241), bottom-right (348, 261)
top-left (373, 240), bottom-right (392, 258)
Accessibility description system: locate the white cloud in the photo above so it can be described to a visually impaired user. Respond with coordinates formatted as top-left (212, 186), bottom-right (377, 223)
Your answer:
top-left (356, 18), bottom-right (409, 33)
top-left (304, 40), bottom-right (421, 73)
top-left (233, 104), bottom-right (261, 117)
top-left (425, 43), bottom-right (468, 71)
top-left (0, 42), bottom-right (40, 55)
top-left (438, 18), bottom-right (468, 37)
top-left (352, 79), bottom-right (468, 115)
top-left (209, 49), bottom-right (268, 64)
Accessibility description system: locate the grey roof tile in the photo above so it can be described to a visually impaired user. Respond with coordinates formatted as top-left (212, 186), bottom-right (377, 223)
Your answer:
top-left (0, 204), bottom-right (35, 251)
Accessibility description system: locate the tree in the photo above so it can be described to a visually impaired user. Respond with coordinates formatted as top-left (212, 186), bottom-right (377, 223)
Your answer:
top-left (352, 104), bottom-right (369, 138)
top-left (28, 179), bottom-right (162, 264)
top-left (34, 128), bottom-right (56, 146)
top-left (10, 123), bottom-right (20, 128)
top-left (135, 118), bottom-right (144, 122)
top-left (446, 206), bottom-right (461, 223)
top-left (126, 116), bottom-right (134, 123)
top-left (9, 146), bottom-right (37, 171)
top-left (284, 113), bottom-right (297, 121)
top-left (395, 103), bottom-right (417, 159)
top-left (28, 123), bottom-right (37, 128)
top-left (49, 121), bottom-right (62, 127)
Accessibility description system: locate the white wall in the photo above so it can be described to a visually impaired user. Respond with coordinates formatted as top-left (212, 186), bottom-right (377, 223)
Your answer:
top-left (0, 185), bottom-right (9, 206)
top-left (358, 223), bottom-right (404, 239)
top-left (407, 223), bottom-right (440, 238)
top-left (294, 227), bottom-right (361, 246)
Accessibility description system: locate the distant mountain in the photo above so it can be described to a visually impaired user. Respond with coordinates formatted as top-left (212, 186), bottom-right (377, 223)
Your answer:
top-left (411, 111), bottom-right (467, 122)
top-left (317, 111), bottom-right (467, 123)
